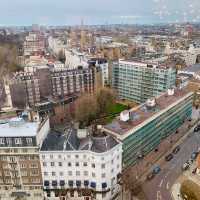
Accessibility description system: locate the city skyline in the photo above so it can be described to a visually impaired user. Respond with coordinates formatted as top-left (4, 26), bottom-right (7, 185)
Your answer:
top-left (1, 0), bottom-right (200, 26)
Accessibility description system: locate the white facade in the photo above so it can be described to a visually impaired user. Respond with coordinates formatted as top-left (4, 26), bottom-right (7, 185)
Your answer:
top-left (40, 141), bottom-right (122, 200)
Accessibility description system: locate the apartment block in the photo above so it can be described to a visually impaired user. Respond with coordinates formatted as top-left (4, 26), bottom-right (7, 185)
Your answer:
top-left (0, 112), bottom-right (50, 200)
top-left (112, 60), bottom-right (176, 103)
top-left (102, 88), bottom-right (193, 167)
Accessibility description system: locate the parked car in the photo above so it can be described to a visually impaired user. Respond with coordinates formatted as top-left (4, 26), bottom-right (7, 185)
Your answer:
top-left (194, 125), bottom-right (200, 132)
top-left (146, 172), bottom-right (155, 181)
top-left (191, 152), bottom-right (198, 160)
top-left (172, 146), bottom-right (180, 154)
top-left (192, 168), bottom-right (197, 174)
top-left (182, 162), bottom-right (190, 171)
top-left (152, 166), bottom-right (161, 174)
top-left (165, 153), bottom-right (173, 161)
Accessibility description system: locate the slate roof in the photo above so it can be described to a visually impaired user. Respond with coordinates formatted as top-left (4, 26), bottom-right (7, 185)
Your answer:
top-left (40, 128), bottom-right (119, 153)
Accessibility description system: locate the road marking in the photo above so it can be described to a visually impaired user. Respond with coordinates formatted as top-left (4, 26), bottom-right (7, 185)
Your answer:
top-left (157, 191), bottom-right (162, 200)
top-left (159, 179), bottom-right (163, 187)
top-left (166, 182), bottom-right (170, 190)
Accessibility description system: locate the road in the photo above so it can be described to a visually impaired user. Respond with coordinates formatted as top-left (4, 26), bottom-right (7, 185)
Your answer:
top-left (142, 129), bottom-right (200, 200)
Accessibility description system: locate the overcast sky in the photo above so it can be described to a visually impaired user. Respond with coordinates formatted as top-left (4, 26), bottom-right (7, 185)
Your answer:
top-left (0, 0), bottom-right (200, 26)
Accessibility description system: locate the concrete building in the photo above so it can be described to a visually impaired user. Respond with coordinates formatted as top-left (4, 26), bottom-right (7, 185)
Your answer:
top-left (102, 88), bottom-right (193, 167)
top-left (0, 112), bottom-right (50, 200)
top-left (4, 65), bottom-right (95, 108)
top-left (24, 32), bottom-right (45, 56)
top-left (112, 60), bottom-right (176, 103)
top-left (40, 128), bottom-right (122, 200)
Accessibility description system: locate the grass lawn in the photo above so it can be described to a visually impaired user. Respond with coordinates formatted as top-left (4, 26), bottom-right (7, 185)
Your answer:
top-left (106, 103), bottom-right (128, 115)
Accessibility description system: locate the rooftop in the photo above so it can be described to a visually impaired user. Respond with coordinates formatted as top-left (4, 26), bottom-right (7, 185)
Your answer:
top-left (40, 128), bottom-right (119, 153)
top-left (103, 88), bottom-right (192, 139)
top-left (0, 117), bottom-right (39, 137)
top-left (180, 64), bottom-right (200, 73)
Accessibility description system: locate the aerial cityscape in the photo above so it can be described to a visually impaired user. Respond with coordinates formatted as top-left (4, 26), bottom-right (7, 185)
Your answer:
top-left (1, 1), bottom-right (200, 200)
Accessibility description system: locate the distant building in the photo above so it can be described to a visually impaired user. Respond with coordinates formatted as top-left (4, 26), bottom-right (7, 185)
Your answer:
top-left (4, 65), bottom-right (95, 108)
top-left (24, 32), bottom-right (45, 56)
top-left (0, 112), bottom-right (50, 200)
top-left (112, 60), bottom-right (176, 103)
top-left (102, 88), bottom-right (193, 167)
top-left (40, 128), bottom-right (122, 200)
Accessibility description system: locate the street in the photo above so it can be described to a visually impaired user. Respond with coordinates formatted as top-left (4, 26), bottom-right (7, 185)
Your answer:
top-left (142, 129), bottom-right (200, 200)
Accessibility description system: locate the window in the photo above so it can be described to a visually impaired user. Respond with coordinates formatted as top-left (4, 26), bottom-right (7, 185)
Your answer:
top-left (6, 138), bottom-right (12, 146)
top-left (111, 169), bottom-right (114, 173)
top-left (117, 164), bottom-right (120, 169)
top-left (43, 162), bottom-right (47, 167)
top-left (26, 138), bottom-right (32, 145)
top-left (50, 155), bottom-right (53, 159)
top-left (58, 162), bottom-right (62, 167)
top-left (51, 162), bottom-right (55, 167)
top-left (83, 162), bottom-right (87, 167)
top-left (102, 173), bottom-right (106, 178)
top-left (68, 162), bottom-right (71, 167)
top-left (92, 164), bottom-right (95, 168)
top-left (15, 138), bottom-right (22, 145)
top-left (75, 162), bottom-right (79, 167)
top-left (0, 138), bottom-right (5, 145)
top-left (21, 163), bottom-right (26, 168)
top-left (58, 155), bottom-right (62, 159)
top-left (42, 155), bottom-right (45, 159)
top-left (101, 164), bottom-right (105, 169)
top-left (75, 155), bottom-right (79, 158)
top-left (44, 172), bottom-right (48, 176)
top-left (84, 171), bottom-right (88, 176)
top-left (76, 171), bottom-right (80, 176)
top-left (52, 172), bottom-right (56, 176)
top-left (92, 173), bottom-right (95, 177)
top-left (111, 160), bottom-right (114, 164)
top-left (60, 172), bottom-right (63, 176)
top-left (68, 171), bottom-right (72, 176)
top-left (117, 155), bottom-right (120, 159)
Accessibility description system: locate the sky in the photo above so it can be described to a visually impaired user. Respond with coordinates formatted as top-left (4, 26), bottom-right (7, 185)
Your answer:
top-left (0, 0), bottom-right (200, 26)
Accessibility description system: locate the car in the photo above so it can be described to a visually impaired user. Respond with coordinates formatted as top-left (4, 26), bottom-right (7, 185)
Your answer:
top-left (194, 125), bottom-right (200, 132)
top-left (192, 168), bottom-right (197, 174)
top-left (182, 162), bottom-right (190, 171)
top-left (152, 166), bottom-right (161, 174)
top-left (165, 153), bottom-right (173, 161)
top-left (172, 146), bottom-right (180, 154)
top-left (146, 172), bottom-right (155, 181)
top-left (191, 152), bottom-right (198, 160)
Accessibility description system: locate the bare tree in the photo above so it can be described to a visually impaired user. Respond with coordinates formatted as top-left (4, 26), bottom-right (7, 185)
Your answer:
top-left (75, 94), bottom-right (98, 128)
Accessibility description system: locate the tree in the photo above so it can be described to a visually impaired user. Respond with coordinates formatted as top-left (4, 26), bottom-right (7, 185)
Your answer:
top-left (75, 94), bottom-right (98, 128)
top-left (180, 180), bottom-right (200, 200)
top-left (58, 50), bottom-right (66, 64)
top-left (96, 88), bottom-right (116, 115)
top-left (0, 44), bottom-right (21, 76)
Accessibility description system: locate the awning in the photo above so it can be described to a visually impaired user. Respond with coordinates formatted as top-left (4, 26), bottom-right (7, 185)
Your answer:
top-left (90, 182), bottom-right (96, 188)
top-left (84, 180), bottom-right (89, 186)
top-left (68, 180), bottom-right (73, 187)
top-left (76, 180), bottom-right (81, 187)
top-left (102, 182), bottom-right (107, 188)
top-left (60, 180), bottom-right (65, 186)
top-left (44, 180), bottom-right (49, 186)
top-left (52, 180), bottom-right (57, 186)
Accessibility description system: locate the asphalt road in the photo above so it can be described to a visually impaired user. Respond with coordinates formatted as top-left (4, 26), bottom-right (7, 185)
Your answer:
top-left (142, 129), bottom-right (200, 200)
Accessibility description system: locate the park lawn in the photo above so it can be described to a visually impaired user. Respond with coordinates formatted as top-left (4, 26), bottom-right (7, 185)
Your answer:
top-left (106, 103), bottom-right (128, 115)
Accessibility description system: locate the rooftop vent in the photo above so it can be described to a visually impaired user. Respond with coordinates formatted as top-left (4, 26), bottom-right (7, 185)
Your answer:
top-left (167, 88), bottom-right (174, 96)
top-left (120, 110), bottom-right (130, 122)
top-left (146, 98), bottom-right (156, 107)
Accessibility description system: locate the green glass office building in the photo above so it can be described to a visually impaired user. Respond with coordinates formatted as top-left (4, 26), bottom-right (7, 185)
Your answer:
top-left (112, 60), bottom-right (177, 103)
top-left (103, 89), bottom-right (193, 168)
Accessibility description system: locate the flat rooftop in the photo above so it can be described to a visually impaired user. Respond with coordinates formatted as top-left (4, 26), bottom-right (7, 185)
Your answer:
top-left (0, 117), bottom-right (39, 137)
top-left (103, 88), bottom-right (192, 139)
top-left (180, 64), bottom-right (200, 73)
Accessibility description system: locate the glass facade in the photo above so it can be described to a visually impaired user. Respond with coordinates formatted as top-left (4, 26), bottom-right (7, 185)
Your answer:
top-left (112, 62), bottom-right (177, 103)
top-left (122, 94), bottom-right (193, 167)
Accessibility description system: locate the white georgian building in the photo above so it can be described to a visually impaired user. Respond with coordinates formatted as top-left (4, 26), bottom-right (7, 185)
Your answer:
top-left (40, 128), bottom-right (122, 200)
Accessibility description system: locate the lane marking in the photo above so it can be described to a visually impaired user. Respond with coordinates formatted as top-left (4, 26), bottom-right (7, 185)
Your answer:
top-left (157, 191), bottom-right (162, 200)
top-left (159, 179), bottom-right (163, 187)
top-left (166, 182), bottom-right (170, 190)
